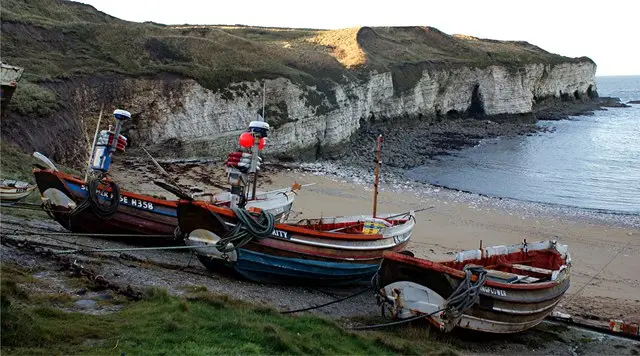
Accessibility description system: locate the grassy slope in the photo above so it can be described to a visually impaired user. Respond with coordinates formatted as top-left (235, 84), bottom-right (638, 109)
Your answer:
top-left (1, 0), bottom-right (590, 92)
top-left (1, 262), bottom-right (456, 355)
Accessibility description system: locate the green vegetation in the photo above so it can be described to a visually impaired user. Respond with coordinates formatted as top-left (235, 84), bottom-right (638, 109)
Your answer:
top-left (1, 262), bottom-right (456, 355)
top-left (5, 80), bottom-right (61, 117)
top-left (1, 0), bottom-right (591, 100)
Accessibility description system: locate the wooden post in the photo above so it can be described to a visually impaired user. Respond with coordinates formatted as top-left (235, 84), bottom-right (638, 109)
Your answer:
top-left (372, 134), bottom-right (383, 218)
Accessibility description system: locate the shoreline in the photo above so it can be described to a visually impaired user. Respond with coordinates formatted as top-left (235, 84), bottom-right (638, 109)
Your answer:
top-left (331, 96), bottom-right (625, 170)
top-left (281, 161), bottom-right (640, 229)
top-left (259, 164), bottom-right (639, 328)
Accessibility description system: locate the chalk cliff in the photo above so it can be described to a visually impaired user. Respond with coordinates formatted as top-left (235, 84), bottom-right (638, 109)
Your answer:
top-left (0, 0), bottom-right (597, 165)
top-left (90, 60), bottom-right (596, 160)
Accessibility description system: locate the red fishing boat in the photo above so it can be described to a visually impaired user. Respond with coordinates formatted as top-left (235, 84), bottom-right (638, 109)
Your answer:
top-left (33, 167), bottom-right (297, 239)
top-left (179, 199), bottom-right (415, 285)
top-left (376, 240), bottom-right (571, 334)
top-left (31, 111), bottom-right (297, 241)
top-left (178, 133), bottom-right (416, 285)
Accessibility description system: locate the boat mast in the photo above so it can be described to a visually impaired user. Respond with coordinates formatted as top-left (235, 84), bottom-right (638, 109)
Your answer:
top-left (373, 134), bottom-right (383, 218)
top-left (84, 105), bottom-right (104, 182)
top-left (251, 81), bottom-right (266, 200)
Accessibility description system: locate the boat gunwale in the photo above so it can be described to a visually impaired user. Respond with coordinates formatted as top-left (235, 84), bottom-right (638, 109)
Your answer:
top-left (196, 200), bottom-right (415, 241)
top-left (382, 249), bottom-right (569, 291)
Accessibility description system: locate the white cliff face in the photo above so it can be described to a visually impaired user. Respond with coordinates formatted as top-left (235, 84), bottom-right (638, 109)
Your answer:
top-left (119, 60), bottom-right (596, 158)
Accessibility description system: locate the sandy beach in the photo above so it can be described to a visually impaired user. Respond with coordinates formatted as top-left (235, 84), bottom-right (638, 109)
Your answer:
top-left (108, 155), bottom-right (640, 324)
top-left (256, 167), bottom-right (640, 324)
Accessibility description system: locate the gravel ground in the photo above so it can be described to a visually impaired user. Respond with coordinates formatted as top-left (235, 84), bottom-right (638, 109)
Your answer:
top-left (1, 214), bottom-right (638, 355)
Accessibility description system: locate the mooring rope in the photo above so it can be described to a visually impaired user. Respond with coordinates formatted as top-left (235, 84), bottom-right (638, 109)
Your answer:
top-left (443, 265), bottom-right (487, 326)
top-left (213, 207), bottom-right (275, 253)
top-left (52, 244), bottom-right (226, 255)
top-left (280, 287), bottom-right (372, 314)
top-left (71, 175), bottom-right (120, 220)
top-left (348, 309), bottom-right (446, 330)
top-left (5, 230), bottom-right (174, 239)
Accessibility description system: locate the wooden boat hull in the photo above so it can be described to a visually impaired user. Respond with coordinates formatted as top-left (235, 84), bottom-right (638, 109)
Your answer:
top-left (0, 180), bottom-right (37, 203)
top-left (33, 169), bottom-right (295, 241)
top-left (179, 200), bottom-right (415, 285)
top-left (377, 241), bottom-right (571, 334)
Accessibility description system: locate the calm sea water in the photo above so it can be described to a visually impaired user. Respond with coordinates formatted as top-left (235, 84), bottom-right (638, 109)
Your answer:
top-left (407, 75), bottom-right (640, 215)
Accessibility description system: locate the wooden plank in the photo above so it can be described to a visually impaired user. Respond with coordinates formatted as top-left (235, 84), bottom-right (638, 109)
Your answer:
top-left (512, 264), bottom-right (553, 276)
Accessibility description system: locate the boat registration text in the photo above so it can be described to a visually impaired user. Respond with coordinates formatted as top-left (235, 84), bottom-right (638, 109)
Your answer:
top-left (79, 185), bottom-right (155, 211)
top-left (480, 286), bottom-right (507, 297)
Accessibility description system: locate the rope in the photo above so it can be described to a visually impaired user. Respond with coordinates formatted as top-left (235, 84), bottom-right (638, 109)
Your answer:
top-left (443, 266), bottom-right (487, 326)
top-left (213, 207), bottom-right (275, 253)
top-left (348, 309), bottom-right (445, 330)
top-left (52, 244), bottom-right (226, 255)
top-left (281, 267), bottom-right (382, 314)
top-left (562, 240), bottom-right (631, 307)
top-left (72, 175), bottom-right (120, 220)
top-left (281, 287), bottom-right (371, 314)
top-left (5, 230), bottom-right (174, 239)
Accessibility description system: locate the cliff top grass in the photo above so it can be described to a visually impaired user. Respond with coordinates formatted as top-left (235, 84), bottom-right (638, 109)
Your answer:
top-left (1, 0), bottom-right (592, 93)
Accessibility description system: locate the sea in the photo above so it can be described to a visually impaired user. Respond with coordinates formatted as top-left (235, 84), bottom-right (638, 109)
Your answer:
top-left (406, 75), bottom-right (640, 216)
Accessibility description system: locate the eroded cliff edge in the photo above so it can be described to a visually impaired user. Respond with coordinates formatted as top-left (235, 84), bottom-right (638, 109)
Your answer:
top-left (0, 0), bottom-right (597, 167)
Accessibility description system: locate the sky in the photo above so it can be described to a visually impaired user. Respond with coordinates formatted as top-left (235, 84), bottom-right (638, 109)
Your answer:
top-left (80, 0), bottom-right (639, 76)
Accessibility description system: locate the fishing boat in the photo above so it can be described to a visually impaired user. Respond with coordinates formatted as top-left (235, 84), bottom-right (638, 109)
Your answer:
top-left (375, 240), bottom-right (571, 334)
top-left (179, 199), bottom-right (415, 285)
top-left (178, 133), bottom-right (416, 285)
top-left (0, 179), bottom-right (37, 203)
top-left (33, 167), bottom-right (297, 238)
top-left (1, 61), bottom-right (24, 113)
top-left (31, 110), bottom-right (298, 240)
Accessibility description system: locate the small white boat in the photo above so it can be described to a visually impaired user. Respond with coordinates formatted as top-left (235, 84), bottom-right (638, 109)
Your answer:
top-left (0, 179), bottom-right (37, 203)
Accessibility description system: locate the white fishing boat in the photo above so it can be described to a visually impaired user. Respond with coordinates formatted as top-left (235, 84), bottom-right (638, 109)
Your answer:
top-left (0, 179), bottom-right (37, 203)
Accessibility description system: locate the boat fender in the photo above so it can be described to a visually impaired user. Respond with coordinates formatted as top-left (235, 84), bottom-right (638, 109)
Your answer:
top-left (41, 188), bottom-right (77, 210)
top-left (455, 250), bottom-right (482, 263)
top-left (186, 229), bottom-right (238, 262)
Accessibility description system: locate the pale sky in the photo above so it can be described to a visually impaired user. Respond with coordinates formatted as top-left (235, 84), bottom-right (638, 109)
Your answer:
top-left (81, 0), bottom-right (639, 76)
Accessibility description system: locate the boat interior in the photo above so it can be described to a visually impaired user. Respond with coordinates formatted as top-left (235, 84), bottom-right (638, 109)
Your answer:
top-left (291, 217), bottom-right (409, 234)
top-left (443, 247), bottom-right (568, 284)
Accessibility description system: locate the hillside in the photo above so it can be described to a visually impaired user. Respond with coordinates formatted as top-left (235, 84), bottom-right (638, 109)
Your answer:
top-left (0, 0), bottom-right (596, 167)
top-left (1, 0), bottom-right (589, 89)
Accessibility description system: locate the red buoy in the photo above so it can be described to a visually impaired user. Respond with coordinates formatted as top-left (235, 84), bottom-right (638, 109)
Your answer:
top-left (258, 137), bottom-right (266, 150)
top-left (238, 132), bottom-right (254, 148)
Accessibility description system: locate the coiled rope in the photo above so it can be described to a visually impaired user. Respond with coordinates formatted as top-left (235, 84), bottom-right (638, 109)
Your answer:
top-left (443, 265), bottom-right (487, 327)
top-left (72, 175), bottom-right (120, 220)
top-left (214, 207), bottom-right (275, 253)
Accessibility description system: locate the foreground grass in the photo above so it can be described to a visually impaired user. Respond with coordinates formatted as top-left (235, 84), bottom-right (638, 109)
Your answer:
top-left (1, 262), bottom-right (455, 355)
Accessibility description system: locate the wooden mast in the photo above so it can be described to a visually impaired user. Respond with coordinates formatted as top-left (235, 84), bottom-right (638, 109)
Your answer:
top-left (251, 81), bottom-right (267, 200)
top-left (372, 134), bottom-right (383, 218)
